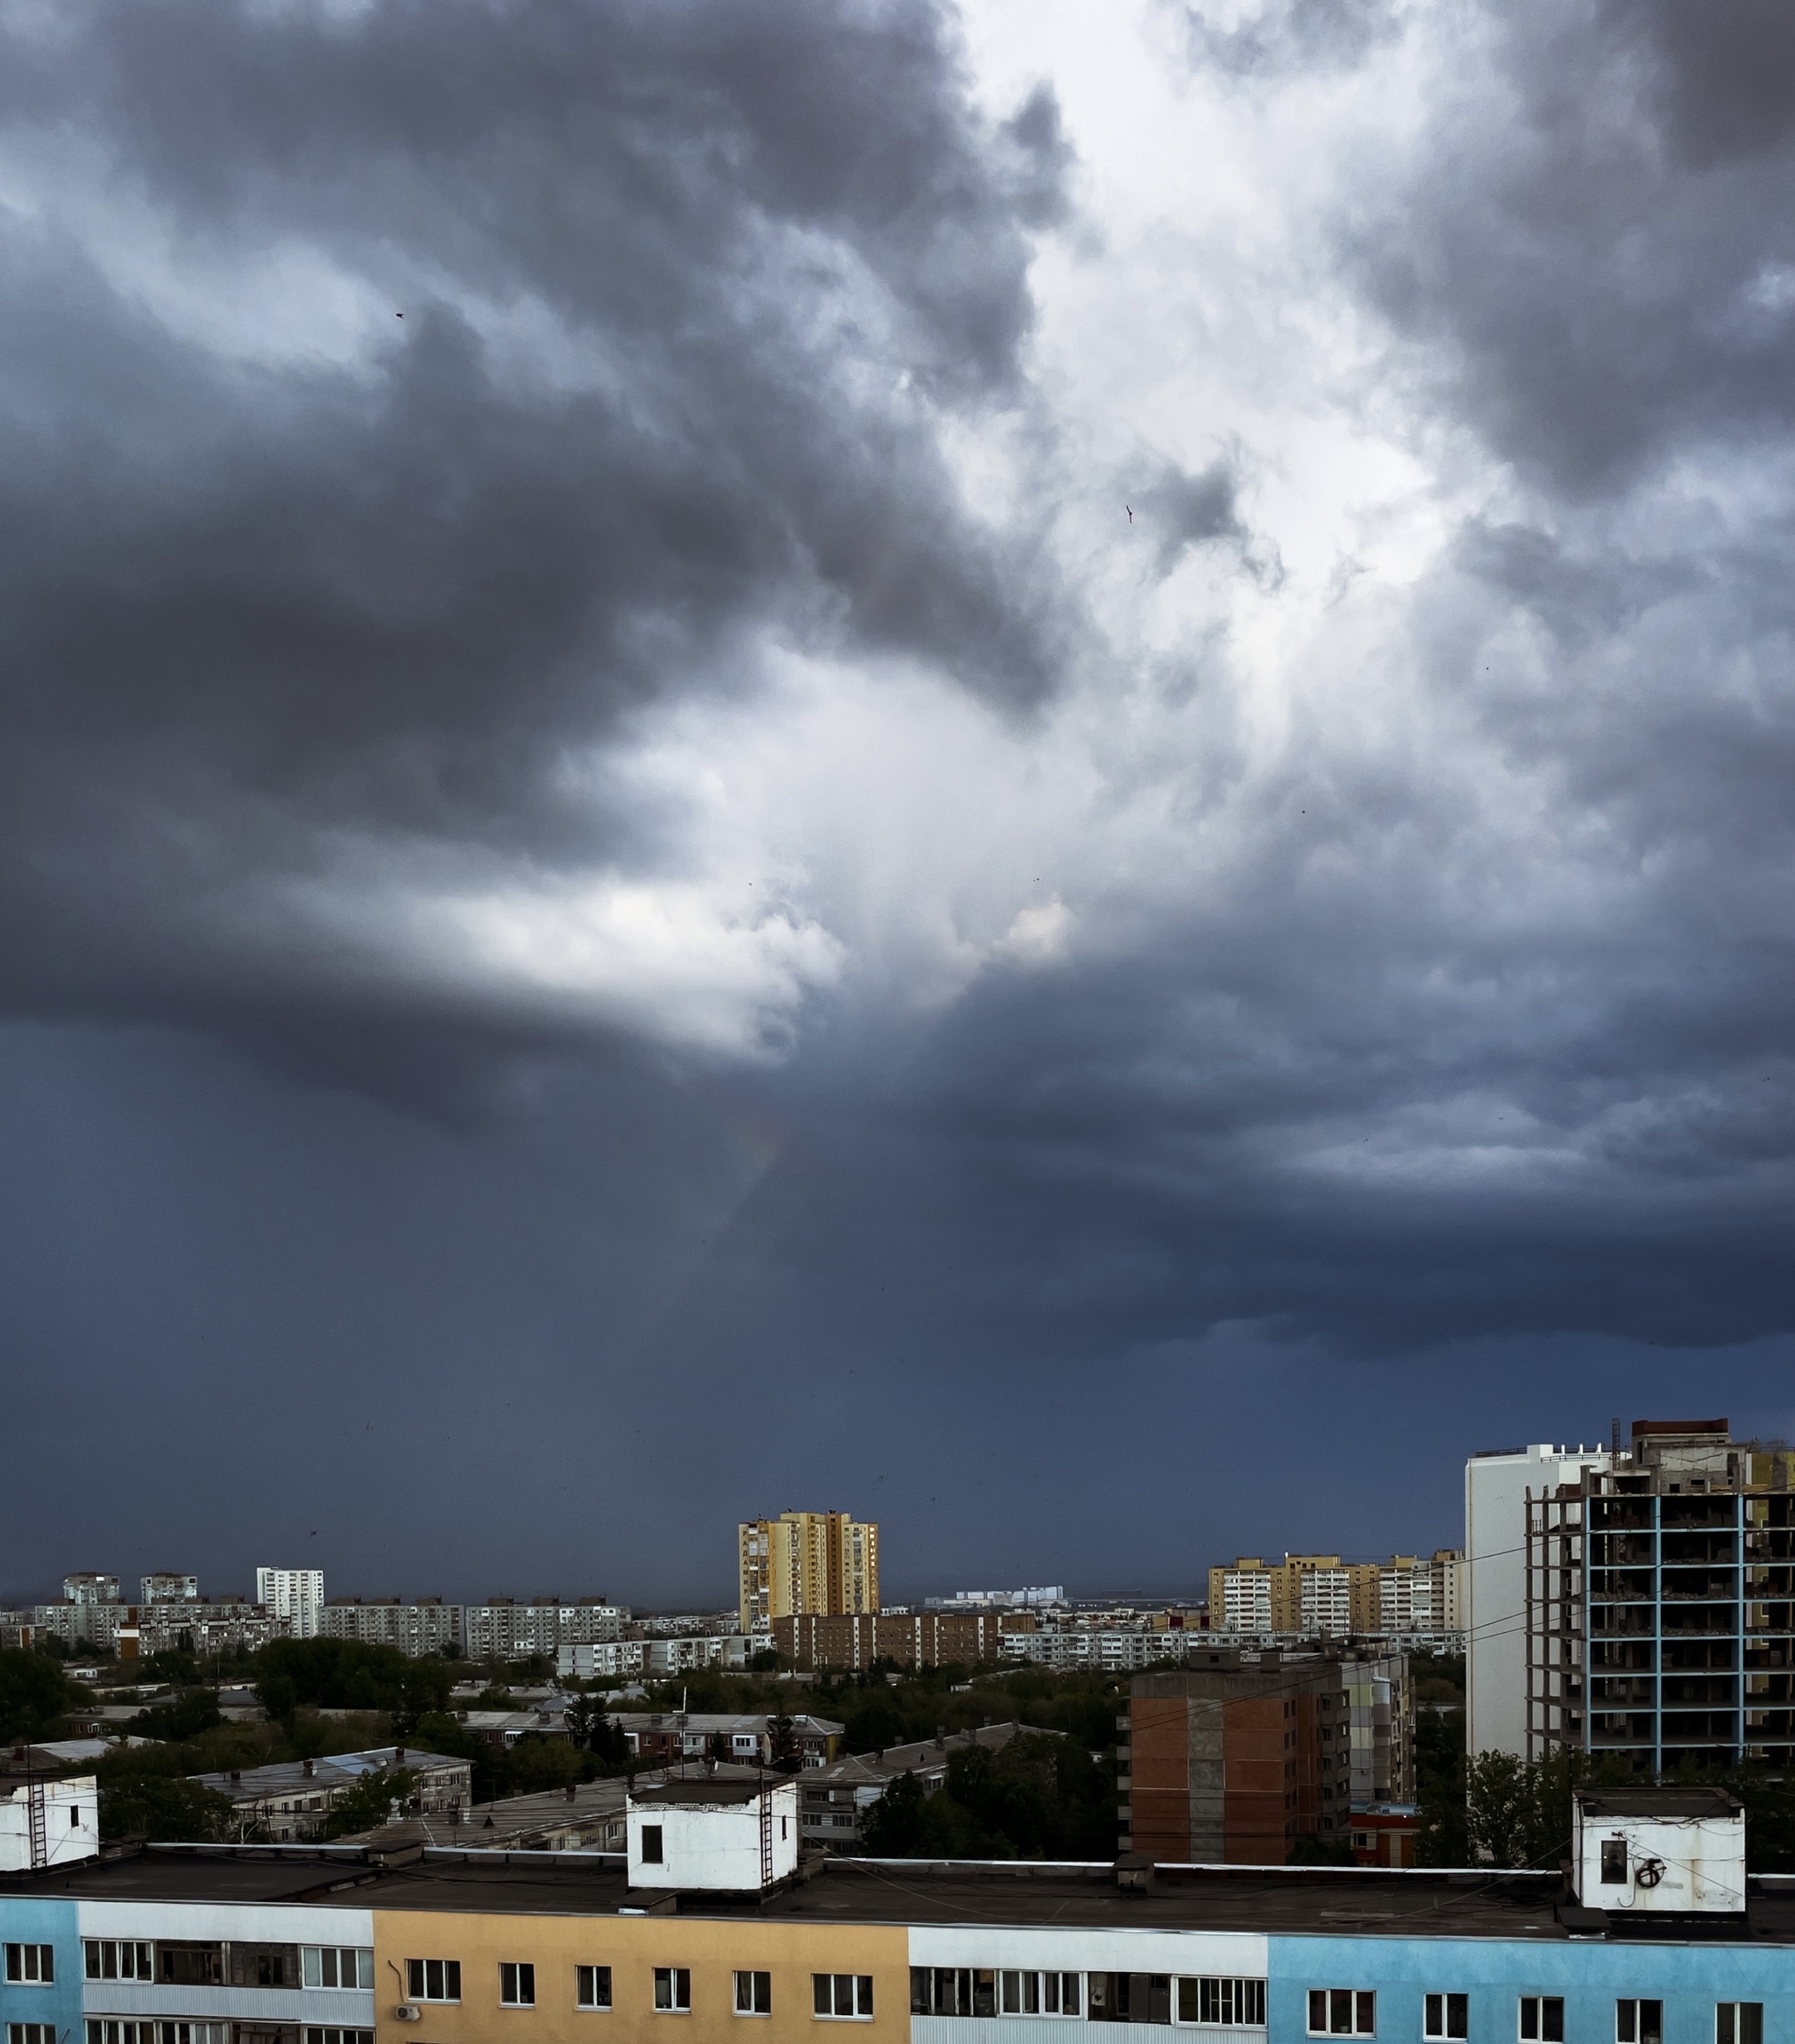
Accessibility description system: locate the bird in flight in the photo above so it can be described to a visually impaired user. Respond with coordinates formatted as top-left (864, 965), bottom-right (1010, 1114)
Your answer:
top-left (1125, 505), bottom-right (1132, 522)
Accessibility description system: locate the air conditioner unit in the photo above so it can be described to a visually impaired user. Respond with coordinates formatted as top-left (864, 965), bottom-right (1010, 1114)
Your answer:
top-left (393, 2007), bottom-right (422, 2024)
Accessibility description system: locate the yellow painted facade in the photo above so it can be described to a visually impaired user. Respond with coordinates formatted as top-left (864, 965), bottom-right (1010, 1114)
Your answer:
top-left (373, 1906), bottom-right (908, 2044)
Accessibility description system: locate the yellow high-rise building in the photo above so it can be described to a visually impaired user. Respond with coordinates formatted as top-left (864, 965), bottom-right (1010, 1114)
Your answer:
top-left (738, 1512), bottom-right (879, 1634)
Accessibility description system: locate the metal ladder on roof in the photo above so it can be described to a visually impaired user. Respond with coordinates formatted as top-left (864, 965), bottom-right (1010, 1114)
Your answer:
top-left (759, 1773), bottom-right (774, 1889)
top-left (26, 1777), bottom-right (48, 1870)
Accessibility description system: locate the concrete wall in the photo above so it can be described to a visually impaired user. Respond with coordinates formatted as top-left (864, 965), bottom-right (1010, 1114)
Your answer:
top-left (0, 1892), bottom-right (81, 2043)
top-left (628, 1785), bottom-right (799, 1891)
top-left (0, 1773), bottom-right (100, 1872)
top-left (372, 1904), bottom-right (907, 2044)
top-left (1266, 1932), bottom-right (1791, 2044)
top-left (1573, 1808), bottom-right (1748, 1914)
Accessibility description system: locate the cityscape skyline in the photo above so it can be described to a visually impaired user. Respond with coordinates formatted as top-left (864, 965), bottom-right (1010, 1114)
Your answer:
top-left (6, 0), bottom-right (1795, 1594)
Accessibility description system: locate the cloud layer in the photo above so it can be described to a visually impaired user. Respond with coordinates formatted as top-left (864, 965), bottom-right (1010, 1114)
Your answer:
top-left (4, 0), bottom-right (1795, 1593)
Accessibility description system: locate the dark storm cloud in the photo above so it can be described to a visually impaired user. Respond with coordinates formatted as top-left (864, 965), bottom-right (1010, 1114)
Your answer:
top-left (0, 0), bottom-right (1071, 1028)
top-left (10, 0), bottom-right (1795, 1602)
top-left (1352, 0), bottom-right (1795, 492)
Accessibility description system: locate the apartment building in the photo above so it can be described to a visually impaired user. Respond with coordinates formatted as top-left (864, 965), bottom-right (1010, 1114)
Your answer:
top-left (138, 1576), bottom-right (197, 1604)
top-left (772, 1611), bottom-right (1021, 1672)
top-left (738, 1514), bottom-right (878, 1635)
top-left (254, 1568), bottom-right (324, 1640)
top-left (2, 1787), bottom-right (1783, 2044)
top-left (1208, 1554), bottom-right (1461, 1638)
top-left (323, 1599), bottom-right (459, 1657)
top-left (1466, 1439), bottom-right (1612, 1757)
top-left (1121, 1650), bottom-right (1413, 1864)
top-left (60, 1578), bottom-right (118, 1606)
top-left (1524, 1417), bottom-right (1795, 1773)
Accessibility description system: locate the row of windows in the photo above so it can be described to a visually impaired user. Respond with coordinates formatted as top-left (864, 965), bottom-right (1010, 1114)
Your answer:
top-left (910, 1972), bottom-right (1266, 2026)
top-left (406, 1961), bottom-right (870, 2019)
top-left (1314, 1993), bottom-right (1763, 2043)
top-left (79, 1944), bottom-right (369, 1991)
top-left (82, 2025), bottom-right (228, 2044)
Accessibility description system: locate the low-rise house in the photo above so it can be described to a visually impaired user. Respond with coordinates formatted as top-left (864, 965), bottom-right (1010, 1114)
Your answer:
top-left (188, 1745), bottom-right (471, 1842)
top-left (609, 1712), bottom-right (842, 1768)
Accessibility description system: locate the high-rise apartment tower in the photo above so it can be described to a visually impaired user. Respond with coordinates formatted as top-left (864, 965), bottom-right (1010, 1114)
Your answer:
top-left (1526, 1418), bottom-right (1795, 1773)
top-left (255, 1565), bottom-right (325, 1639)
top-left (738, 1513), bottom-right (878, 1635)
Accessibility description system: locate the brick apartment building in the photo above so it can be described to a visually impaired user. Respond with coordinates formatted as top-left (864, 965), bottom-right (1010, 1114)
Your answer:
top-left (1120, 1649), bottom-right (1412, 1864)
top-left (773, 1610), bottom-right (1032, 1671)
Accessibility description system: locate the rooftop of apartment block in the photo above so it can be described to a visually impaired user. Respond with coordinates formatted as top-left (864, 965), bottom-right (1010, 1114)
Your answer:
top-left (7, 1846), bottom-right (1795, 1943)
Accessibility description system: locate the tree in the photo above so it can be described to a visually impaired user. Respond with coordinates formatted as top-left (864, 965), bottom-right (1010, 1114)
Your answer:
top-left (99, 1772), bottom-right (236, 1843)
top-left (0, 1648), bottom-right (75, 1741)
top-left (768, 1714), bottom-right (804, 1774)
top-left (1415, 1708), bottom-right (1468, 1866)
top-left (131, 1690), bottom-right (224, 1742)
top-left (322, 1765), bottom-right (416, 1840)
top-left (506, 1735), bottom-right (584, 1794)
top-left (1465, 1750), bottom-right (1535, 1868)
top-left (252, 1639), bottom-right (450, 1727)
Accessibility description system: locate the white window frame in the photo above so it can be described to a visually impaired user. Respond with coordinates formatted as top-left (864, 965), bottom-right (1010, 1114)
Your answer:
top-left (1618, 2004), bottom-right (1663, 2044)
top-left (1002, 1972), bottom-right (1084, 2019)
top-left (500, 1963), bottom-right (536, 2008)
top-left (303, 2030), bottom-right (374, 2044)
top-left (84, 1942), bottom-right (153, 1983)
top-left (577, 1967), bottom-right (613, 2012)
top-left (812, 1977), bottom-right (874, 2021)
top-left (302, 1948), bottom-right (372, 1991)
top-left (406, 1959), bottom-right (462, 2004)
top-left (1718, 2007), bottom-right (1764, 2044)
top-left (1308, 1990), bottom-right (1376, 2038)
top-left (1425, 1996), bottom-right (1469, 2042)
top-left (655, 1969), bottom-right (692, 2013)
top-left (1178, 1978), bottom-right (1266, 2027)
top-left (735, 1972), bottom-right (772, 2017)
top-left (1520, 1998), bottom-right (1564, 2044)
top-left (13, 2026), bottom-right (58, 2044)
top-left (4, 1948), bottom-right (54, 1986)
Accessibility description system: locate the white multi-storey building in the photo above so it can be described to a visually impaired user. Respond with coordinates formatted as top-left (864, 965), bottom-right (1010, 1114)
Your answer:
top-left (254, 1567), bottom-right (324, 1639)
top-left (1465, 1442), bottom-right (1610, 1758)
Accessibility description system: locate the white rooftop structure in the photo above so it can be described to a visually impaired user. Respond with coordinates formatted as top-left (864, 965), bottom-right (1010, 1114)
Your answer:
top-left (1572, 1787), bottom-right (1746, 1916)
top-left (626, 1778), bottom-right (799, 1891)
top-left (0, 1772), bottom-right (99, 1872)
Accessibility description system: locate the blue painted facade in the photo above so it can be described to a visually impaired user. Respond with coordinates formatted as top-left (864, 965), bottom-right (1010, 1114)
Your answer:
top-left (0, 1892), bottom-right (82, 2042)
top-left (1268, 1935), bottom-right (1795, 2044)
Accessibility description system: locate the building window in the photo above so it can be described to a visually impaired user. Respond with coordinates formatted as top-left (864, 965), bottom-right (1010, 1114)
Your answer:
top-left (84, 1942), bottom-right (153, 1981)
top-left (1004, 1973), bottom-right (1084, 2019)
top-left (406, 1960), bottom-right (463, 2003)
top-left (577, 1967), bottom-right (613, 2011)
top-left (303, 1949), bottom-right (373, 1990)
top-left (1600, 1839), bottom-right (1628, 1885)
top-left (813, 1977), bottom-right (875, 2020)
top-left (1178, 1979), bottom-right (1266, 2026)
top-left (304, 2031), bottom-right (375, 2044)
top-left (641, 1825), bottom-right (664, 1864)
top-left (1426, 1998), bottom-right (1469, 2041)
top-left (1308, 1991), bottom-right (1376, 2037)
top-left (1718, 2010), bottom-right (1763, 2044)
top-left (1521, 2001), bottom-right (1565, 2044)
top-left (501, 1964), bottom-right (536, 2007)
top-left (1618, 2005), bottom-right (1663, 2044)
top-left (736, 1973), bottom-right (772, 2016)
top-left (4, 1948), bottom-right (53, 1985)
top-left (15, 2027), bottom-right (58, 2044)
top-left (656, 1969), bottom-right (692, 2012)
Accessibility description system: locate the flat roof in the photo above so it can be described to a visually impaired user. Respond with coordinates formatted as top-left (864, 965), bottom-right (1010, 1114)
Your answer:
top-left (4, 1849), bottom-right (1789, 1942)
top-left (1577, 1788), bottom-right (1742, 1819)
top-left (631, 1781), bottom-right (779, 1807)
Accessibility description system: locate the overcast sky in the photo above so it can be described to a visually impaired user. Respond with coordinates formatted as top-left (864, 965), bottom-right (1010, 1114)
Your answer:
top-left (4, 0), bottom-right (1795, 1610)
